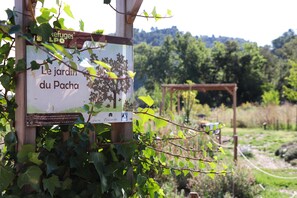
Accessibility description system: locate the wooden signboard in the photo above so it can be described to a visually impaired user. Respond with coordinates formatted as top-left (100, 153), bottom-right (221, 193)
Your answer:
top-left (26, 30), bottom-right (133, 126)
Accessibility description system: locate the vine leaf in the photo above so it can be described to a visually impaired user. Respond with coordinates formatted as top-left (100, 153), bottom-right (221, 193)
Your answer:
top-left (63, 4), bottom-right (74, 19)
top-left (17, 144), bottom-right (35, 163)
top-left (28, 152), bottom-right (43, 165)
top-left (94, 60), bottom-right (111, 71)
top-left (155, 117), bottom-right (168, 129)
top-left (106, 71), bottom-right (118, 79)
top-left (178, 130), bottom-right (185, 139)
top-left (79, 19), bottom-right (84, 31)
top-left (167, 9), bottom-right (172, 16)
top-left (182, 170), bottom-right (190, 176)
top-left (219, 147), bottom-right (225, 155)
top-left (17, 166), bottom-right (42, 191)
top-left (90, 152), bottom-right (108, 192)
top-left (0, 165), bottom-right (15, 192)
top-left (43, 175), bottom-right (61, 197)
top-left (8, 25), bottom-right (20, 34)
top-left (42, 43), bottom-right (56, 53)
top-left (30, 60), bottom-right (41, 70)
top-left (207, 172), bottom-right (215, 180)
top-left (127, 70), bottom-right (136, 79)
top-left (138, 95), bottom-right (154, 107)
top-left (163, 168), bottom-right (171, 175)
top-left (45, 138), bottom-right (56, 151)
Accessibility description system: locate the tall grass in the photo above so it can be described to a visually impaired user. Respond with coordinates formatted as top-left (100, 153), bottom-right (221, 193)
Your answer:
top-left (185, 102), bottom-right (297, 130)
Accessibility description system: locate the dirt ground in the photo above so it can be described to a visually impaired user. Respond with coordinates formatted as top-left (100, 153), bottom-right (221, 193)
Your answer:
top-left (248, 148), bottom-right (297, 169)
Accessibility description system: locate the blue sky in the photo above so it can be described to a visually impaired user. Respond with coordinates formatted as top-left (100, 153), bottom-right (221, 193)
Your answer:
top-left (1, 0), bottom-right (297, 46)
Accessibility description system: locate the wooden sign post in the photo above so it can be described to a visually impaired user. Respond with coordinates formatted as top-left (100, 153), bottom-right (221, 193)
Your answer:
top-left (112, 0), bottom-right (143, 142)
top-left (15, 0), bottom-right (36, 150)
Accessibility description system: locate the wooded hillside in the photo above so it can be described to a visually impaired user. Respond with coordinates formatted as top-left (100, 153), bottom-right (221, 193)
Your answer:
top-left (133, 27), bottom-right (297, 107)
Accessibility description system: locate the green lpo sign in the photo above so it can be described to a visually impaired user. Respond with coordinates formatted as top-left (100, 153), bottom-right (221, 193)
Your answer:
top-left (26, 30), bottom-right (133, 126)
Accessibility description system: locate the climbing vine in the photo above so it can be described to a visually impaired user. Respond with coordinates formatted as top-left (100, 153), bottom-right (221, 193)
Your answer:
top-left (0, 1), bottom-right (229, 197)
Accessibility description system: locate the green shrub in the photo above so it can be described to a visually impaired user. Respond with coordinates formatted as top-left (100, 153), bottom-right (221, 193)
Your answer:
top-left (188, 163), bottom-right (261, 198)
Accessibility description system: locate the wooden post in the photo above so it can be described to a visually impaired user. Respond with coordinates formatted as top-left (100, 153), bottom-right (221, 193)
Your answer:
top-left (15, 0), bottom-right (36, 150)
top-left (233, 86), bottom-right (237, 163)
top-left (170, 89), bottom-right (173, 112)
top-left (112, 0), bottom-right (142, 143)
top-left (160, 86), bottom-right (166, 115)
top-left (177, 92), bottom-right (181, 114)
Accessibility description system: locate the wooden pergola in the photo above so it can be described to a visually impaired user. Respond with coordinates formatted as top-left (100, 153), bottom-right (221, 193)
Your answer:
top-left (159, 83), bottom-right (238, 162)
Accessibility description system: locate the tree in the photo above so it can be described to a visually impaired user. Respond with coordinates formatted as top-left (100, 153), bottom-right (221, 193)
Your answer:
top-left (87, 53), bottom-right (132, 109)
top-left (272, 29), bottom-right (295, 50)
top-left (283, 60), bottom-right (297, 102)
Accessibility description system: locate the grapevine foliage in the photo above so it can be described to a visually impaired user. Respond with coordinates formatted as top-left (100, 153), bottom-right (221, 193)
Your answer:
top-left (0, 1), bottom-right (228, 197)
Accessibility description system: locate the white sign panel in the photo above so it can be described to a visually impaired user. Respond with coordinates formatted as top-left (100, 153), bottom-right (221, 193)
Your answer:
top-left (26, 31), bottom-right (133, 125)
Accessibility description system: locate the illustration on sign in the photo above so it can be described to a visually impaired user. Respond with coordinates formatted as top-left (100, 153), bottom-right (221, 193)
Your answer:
top-left (26, 30), bottom-right (133, 125)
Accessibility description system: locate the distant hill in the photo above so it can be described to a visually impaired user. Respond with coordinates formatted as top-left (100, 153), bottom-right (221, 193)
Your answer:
top-left (133, 26), bottom-right (249, 47)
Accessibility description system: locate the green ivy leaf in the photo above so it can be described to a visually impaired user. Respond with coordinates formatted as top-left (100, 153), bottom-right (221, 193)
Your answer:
top-left (42, 43), bottom-right (56, 53)
top-left (45, 138), bottom-right (55, 151)
top-left (58, 18), bottom-right (66, 29)
top-left (53, 20), bottom-right (61, 29)
top-left (155, 117), bottom-right (168, 129)
top-left (199, 161), bottom-right (205, 169)
top-left (90, 152), bottom-right (108, 192)
top-left (86, 67), bottom-right (96, 80)
top-left (61, 178), bottom-right (72, 190)
top-left (137, 174), bottom-right (146, 186)
top-left (138, 95), bottom-right (154, 107)
top-left (43, 175), bottom-right (61, 197)
top-left (69, 61), bottom-right (77, 70)
top-left (209, 162), bottom-right (216, 169)
top-left (17, 144), bottom-right (35, 163)
top-left (28, 152), bottom-right (43, 165)
top-left (207, 172), bottom-right (215, 180)
top-left (179, 160), bottom-right (185, 167)
top-left (163, 168), bottom-right (171, 175)
top-left (4, 132), bottom-right (16, 146)
top-left (0, 165), bottom-right (15, 192)
top-left (127, 70), bottom-right (136, 79)
top-left (30, 60), bottom-right (40, 70)
top-left (182, 170), bottom-right (190, 176)
top-left (167, 9), bottom-right (172, 16)
top-left (219, 147), bottom-right (226, 155)
top-left (38, 23), bottom-right (53, 42)
top-left (0, 74), bottom-right (10, 90)
top-left (79, 19), bottom-right (84, 31)
top-left (8, 25), bottom-right (20, 34)
top-left (94, 60), bottom-right (111, 70)
top-left (178, 130), bottom-right (185, 139)
top-left (160, 153), bottom-right (166, 164)
top-left (17, 166), bottom-right (42, 191)
top-left (63, 4), bottom-right (74, 19)
top-left (106, 71), bottom-right (118, 79)
top-left (193, 172), bottom-right (199, 177)
top-left (45, 155), bottom-right (59, 175)
top-left (188, 161), bottom-right (195, 169)
top-left (53, 43), bottom-right (72, 59)
top-left (207, 142), bottom-right (213, 150)
top-left (174, 170), bottom-right (181, 176)
top-left (143, 11), bottom-right (149, 19)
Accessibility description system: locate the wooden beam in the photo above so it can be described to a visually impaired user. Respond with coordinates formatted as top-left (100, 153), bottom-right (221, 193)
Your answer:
top-left (15, 0), bottom-right (36, 150)
top-left (112, 0), bottom-right (142, 142)
top-left (126, 0), bottom-right (143, 24)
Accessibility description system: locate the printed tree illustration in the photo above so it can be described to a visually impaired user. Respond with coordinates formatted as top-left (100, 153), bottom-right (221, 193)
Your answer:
top-left (87, 53), bottom-right (132, 109)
